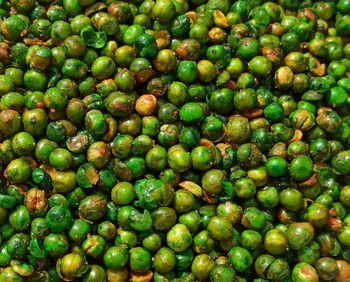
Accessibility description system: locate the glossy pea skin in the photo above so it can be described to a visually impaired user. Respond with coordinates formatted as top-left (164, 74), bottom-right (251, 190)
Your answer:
top-left (289, 155), bottom-right (313, 181)
top-left (228, 246), bottom-right (253, 273)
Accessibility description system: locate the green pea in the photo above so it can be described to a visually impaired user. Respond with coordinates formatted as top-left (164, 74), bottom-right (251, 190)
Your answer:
top-left (289, 155), bottom-right (313, 181)
top-left (68, 219), bottom-right (91, 244)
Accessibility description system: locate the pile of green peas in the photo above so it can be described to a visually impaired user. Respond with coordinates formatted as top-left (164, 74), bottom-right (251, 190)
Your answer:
top-left (1, 0), bottom-right (350, 281)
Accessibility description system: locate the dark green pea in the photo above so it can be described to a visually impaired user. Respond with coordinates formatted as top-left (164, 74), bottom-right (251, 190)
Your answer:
top-left (173, 248), bottom-right (193, 272)
top-left (240, 229), bottom-right (262, 251)
top-left (327, 86), bottom-right (347, 107)
top-left (44, 232), bottom-right (69, 258)
top-left (236, 37), bottom-right (260, 60)
top-left (251, 128), bottom-right (273, 152)
top-left (30, 218), bottom-right (48, 238)
top-left (34, 139), bottom-right (57, 163)
top-left (0, 194), bottom-right (16, 209)
top-left (124, 156), bottom-right (146, 180)
top-left (9, 205), bottom-right (30, 232)
top-left (228, 246), bottom-right (253, 273)
top-left (236, 143), bottom-right (262, 168)
top-left (190, 146), bottom-right (213, 171)
top-left (7, 233), bottom-right (30, 258)
top-left (0, 244), bottom-right (11, 267)
top-left (24, 69), bottom-right (47, 91)
top-left (179, 127), bottom-right (200, 149)
top-left (131, 135), bottom-right (153, 156)
top-left (82, 48), bottom-right (98, 67)
top-left (179, 102), bottom-right (206, 125)
top-left (68, 219), bottom-right (91, 244)
top-left (289, 155), bottom-right (313, 181)
top-left (264, 102), bottom-right (284, 123)
top-left (66, 187), bottom-right (86, 208)
top-left (106, 201), bottom-right (118, 222)
top-left (50, 20), bottom-right (73, 42)
top-left (158, 124), bottom-right (179, 148)
top-left (177, 60), bottom-right (197, 84)
top-left (296, 241), bottom-right (321, 264)
top-left (85, 109), bottom-right (107, 136)
top-left (241, 207), bottom-right (266, 230)
top-left (0, 222), bottom-right (14, 242)
top-left (51, 46), bottom-right (66, 68)
top-left (209, 88), bottom-right (234, 115)
top-left (61, 58), bottom-right (88, 80)
top-left (310, 138), bottom-right (330, 162)
top-left (83, 265), bottom-right (106, 282)
top-left (188, 84), bottom-right (207, 102)
top-left (24, 91), bottom-right (44, 109)
top-left (45, 205), bottom-right (73, 232)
